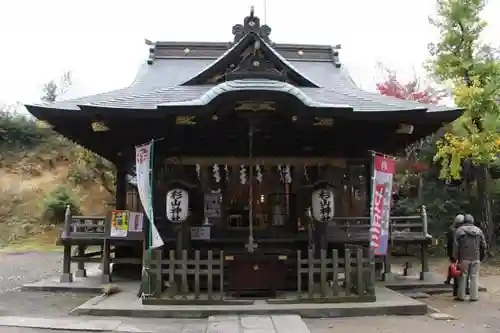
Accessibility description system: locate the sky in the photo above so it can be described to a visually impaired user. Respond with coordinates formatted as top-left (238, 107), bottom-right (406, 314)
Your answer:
top-left (0, 0), bottom-right (499, 108)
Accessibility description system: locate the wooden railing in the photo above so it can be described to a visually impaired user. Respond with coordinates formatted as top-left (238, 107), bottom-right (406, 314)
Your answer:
top-left (143, 247), bottom-right (375, 304)
top-left (326, 206), bottom-right (429, 243)
top-left (61, 205), bottom-right (143, 242)
top-left (63, 215), bottom-right (107, 239)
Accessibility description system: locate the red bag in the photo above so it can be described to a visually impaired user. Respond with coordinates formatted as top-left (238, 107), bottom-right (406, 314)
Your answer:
top-left (449, 262), bottom-right (461, 278)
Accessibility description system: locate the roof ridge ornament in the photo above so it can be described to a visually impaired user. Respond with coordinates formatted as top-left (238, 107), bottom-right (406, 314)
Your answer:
top-left (145, 39), bottom-right (156, 65)
top-left (331, 44), bottom-right (342, 68)
top-left (232, 6), bottom-right (272, 45)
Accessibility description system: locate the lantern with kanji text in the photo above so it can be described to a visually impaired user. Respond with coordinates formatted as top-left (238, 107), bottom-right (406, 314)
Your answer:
top-left (166, 188), bottom-right (189, 223)
top-left (311, 188), bottom-right (334, 222)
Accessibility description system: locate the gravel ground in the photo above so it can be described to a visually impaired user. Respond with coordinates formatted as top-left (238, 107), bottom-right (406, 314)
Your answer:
top-left (2, 252), bottom-right (500, 332)
top-left (0, 329), bottom-right (109, 333)
top-left (307, 274), bottom-right (500, 333)
top-left (0, 252), bottom-right (94, 332)
top-left (0, 252), bottom-right (63, 292)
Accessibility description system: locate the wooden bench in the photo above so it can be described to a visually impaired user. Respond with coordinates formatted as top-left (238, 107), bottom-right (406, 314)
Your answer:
top-left (59, 206), bottom-right (143, 283)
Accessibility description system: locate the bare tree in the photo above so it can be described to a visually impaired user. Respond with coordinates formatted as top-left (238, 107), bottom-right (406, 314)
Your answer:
top-left (40, 72), bottom-right (116, 198)
top-left (41, 71), bottom-right (72, 103)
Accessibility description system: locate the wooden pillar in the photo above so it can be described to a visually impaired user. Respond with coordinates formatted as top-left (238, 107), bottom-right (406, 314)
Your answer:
top-left (382, 227), bottom-right (394, 282)
top-left (291, 165), bottom-right (303, 233)
top-left (365, 161), bottom-right (372, 216)
top-left (101, 239), bottom-right (112, 283)
top-left (115, 163), bottom-right (127, 210)
top-left (110, 159), bottom-right (126, 279)
top-left (113, 159), bottom-right (142, 279)
top-left (332, 167), bottom-right (344, 216)
top-left (61, 245), bottom-right (73, 282)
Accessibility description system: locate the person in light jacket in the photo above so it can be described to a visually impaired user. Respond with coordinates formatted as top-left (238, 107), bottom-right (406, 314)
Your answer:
top-left (453, 214), bottom-right (487, 301)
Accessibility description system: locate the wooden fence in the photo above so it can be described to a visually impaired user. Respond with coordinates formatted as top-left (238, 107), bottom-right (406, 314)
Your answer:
top-left (143, 249), bottom-right (230, 305)
top-left (291, 247), bottom-right (375, 303)
top-left (142, 247), bottom-right (375, 305)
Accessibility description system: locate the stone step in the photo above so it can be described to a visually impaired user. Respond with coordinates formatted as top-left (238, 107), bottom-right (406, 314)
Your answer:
top-left (0, 315), bottom-right (311, 333)
top-left (208, 315), bottom-right (310, 333)
top-left (0, 316), bottom-right (121, 332)
top-left (401, 291), bottom-right (431, 299)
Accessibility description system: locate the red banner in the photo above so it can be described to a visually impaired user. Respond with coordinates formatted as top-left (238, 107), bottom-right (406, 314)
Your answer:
top-left (370, 183), bottom-right (386, 247)
top-left (370, 153), bottom-right (396, 256)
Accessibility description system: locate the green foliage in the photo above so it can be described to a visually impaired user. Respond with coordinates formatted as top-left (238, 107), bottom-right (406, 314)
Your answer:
top-left (0, 108), bottom-right (72, 173)
top-left (428, 0), bottom-right (500, 179)
top-left (39, 186), bottom-right (81, 224)
top-left (393, 136), bottom-right (471, 233)
top-left (427, 0), bottom-right (488, 82)
top-left (0, 109), bottom-right (54, 152)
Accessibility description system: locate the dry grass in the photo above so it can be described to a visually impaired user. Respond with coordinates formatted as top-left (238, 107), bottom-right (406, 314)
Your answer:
top-left (0, 229), bottom-right (63, 253)
top-left (0, 162), bottom-right (112, 250)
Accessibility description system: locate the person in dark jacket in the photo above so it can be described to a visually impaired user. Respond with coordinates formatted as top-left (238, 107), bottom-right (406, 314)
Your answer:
top-left (453, 214), bottom-right (487, 301)
top-left (445, 214), bottom-right (465, 285)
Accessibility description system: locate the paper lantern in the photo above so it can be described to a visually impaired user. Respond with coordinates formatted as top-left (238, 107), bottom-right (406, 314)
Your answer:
top-left (312, 188), bottom-right (334, 222)
top-left (166, 188), bottom-right (189, 223)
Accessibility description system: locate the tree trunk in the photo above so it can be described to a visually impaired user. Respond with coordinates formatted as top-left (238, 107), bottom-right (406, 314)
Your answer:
top-left (476, 165), bottom-right (494, 247)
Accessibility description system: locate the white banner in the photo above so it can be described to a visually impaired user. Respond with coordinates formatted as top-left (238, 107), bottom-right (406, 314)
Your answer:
top-left (136, 141), bottom-right (163, 249)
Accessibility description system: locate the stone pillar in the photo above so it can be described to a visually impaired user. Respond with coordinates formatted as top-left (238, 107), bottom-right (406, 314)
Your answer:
top-left (60, 205), bottom-right (73, 282)
top-left (419, 243), bottom-right (432, 280)
top-left (75, 245), bottom-right (87, 277)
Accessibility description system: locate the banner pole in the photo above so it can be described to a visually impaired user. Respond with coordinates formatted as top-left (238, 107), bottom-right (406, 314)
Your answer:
top-left (369, 150), bottom-right (397, 161)
top-left (369, 150), bottom-right (375, 252)
top-left (135, 137), bottom-right (164, 147)
top-left (147, 139), bottom-right (155, 295)
top-left (149, 139), bottom-right (154, 250)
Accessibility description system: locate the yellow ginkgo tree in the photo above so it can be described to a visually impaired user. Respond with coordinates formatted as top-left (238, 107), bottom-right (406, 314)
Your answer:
top-left (428, 0), bottom-right (500, 244)
top-left (435, 81), bottom-right (500, 180)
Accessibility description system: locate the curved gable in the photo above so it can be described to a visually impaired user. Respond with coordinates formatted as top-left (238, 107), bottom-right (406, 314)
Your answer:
top-left (181, 9), bottom-right (320, 88)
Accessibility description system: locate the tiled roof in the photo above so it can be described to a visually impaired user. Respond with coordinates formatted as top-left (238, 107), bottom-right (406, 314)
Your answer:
top-left (33, 42), bottom-right (459, 115)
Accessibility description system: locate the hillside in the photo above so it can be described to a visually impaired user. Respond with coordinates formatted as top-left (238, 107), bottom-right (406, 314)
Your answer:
top-left (0, 111), bottom-right (113, 249)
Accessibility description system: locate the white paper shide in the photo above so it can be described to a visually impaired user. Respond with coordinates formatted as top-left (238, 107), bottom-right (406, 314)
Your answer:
top-left (166, 188), bottom-right (189, 223)
top-left (312, 188), bottom-right (334, 222)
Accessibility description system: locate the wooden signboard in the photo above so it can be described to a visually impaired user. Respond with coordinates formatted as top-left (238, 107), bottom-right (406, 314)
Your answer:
top-left (190, 226), bottom-right (211, 240)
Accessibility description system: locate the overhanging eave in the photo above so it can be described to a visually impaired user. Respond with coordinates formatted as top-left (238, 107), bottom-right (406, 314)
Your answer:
top-left (25, 104), bottom-right (118, 162)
